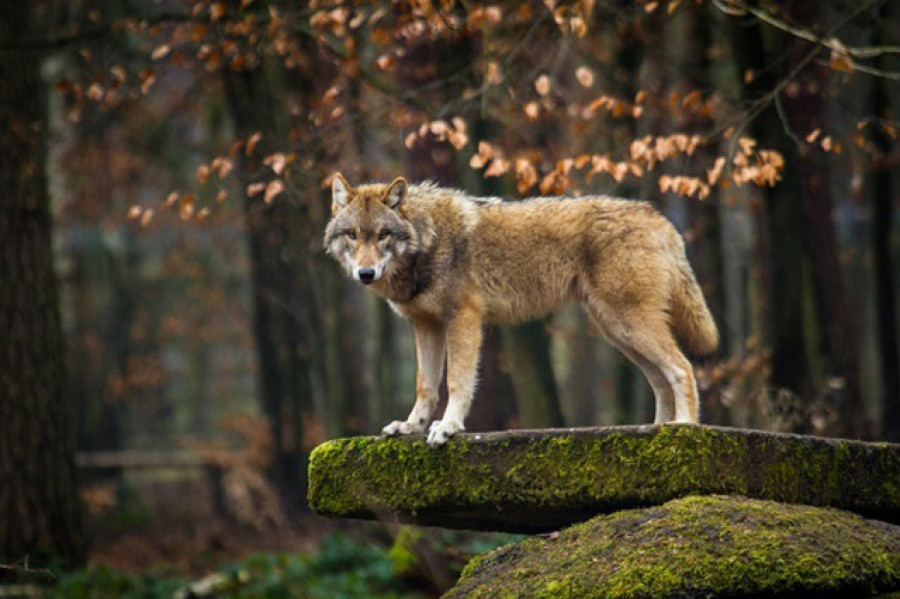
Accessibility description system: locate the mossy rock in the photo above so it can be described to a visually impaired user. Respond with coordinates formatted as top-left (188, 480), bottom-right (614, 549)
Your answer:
top-left (445, 495), bottom-right (900, 598)
top-left (308, 424), bottom-right (900, 533)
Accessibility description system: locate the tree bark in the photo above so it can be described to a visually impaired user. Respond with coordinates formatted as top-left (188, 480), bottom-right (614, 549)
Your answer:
top-left (873, 1), bottom-right (899, 441)
top-left (222, 63), bottom-right (311, 513)
top-left (780, 1), bottom-right (866, 437)
top-left (0, 3), bottom-right (85, 567)
top-left (501, 323), bottom-right (566, 428)
top-left (725, 11), bottom-right (816, 415)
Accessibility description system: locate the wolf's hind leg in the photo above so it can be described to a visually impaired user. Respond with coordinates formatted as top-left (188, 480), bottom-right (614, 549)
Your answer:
top-left (427, 304), bottom-right (483, 447)
top-left (585, 302), bottom-right (697, 423)
top-left (382, 323), bottom-right (446, 436)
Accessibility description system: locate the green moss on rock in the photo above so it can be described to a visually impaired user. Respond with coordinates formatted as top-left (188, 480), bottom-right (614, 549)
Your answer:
top-left (307, 424), bottom-right (900, 533)
top-left (445, 495), bottom-right (900, 598)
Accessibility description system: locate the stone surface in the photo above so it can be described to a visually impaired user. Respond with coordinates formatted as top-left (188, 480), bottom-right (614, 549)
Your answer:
top-left (444, 495), bottom-right (900, 598)
top-left (307, 424), bottom-right (900, 533)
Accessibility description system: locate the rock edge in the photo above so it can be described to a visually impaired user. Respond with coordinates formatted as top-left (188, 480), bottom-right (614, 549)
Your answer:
top-left (308, 424), bottom-right (900, 533)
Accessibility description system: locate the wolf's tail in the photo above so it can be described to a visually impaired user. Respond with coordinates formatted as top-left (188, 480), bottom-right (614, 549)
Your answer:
top-left (671, 264), bottom-right (719, 356)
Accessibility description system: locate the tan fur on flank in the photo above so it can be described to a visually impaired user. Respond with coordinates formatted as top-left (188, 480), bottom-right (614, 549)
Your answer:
top-left (324, 173), bottom-right (719, 446)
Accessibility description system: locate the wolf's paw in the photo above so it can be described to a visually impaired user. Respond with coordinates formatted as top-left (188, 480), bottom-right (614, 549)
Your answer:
top-left (381, 420), bottom-right (426, 436)
top-left (426, 419), bottom-right (463, 447)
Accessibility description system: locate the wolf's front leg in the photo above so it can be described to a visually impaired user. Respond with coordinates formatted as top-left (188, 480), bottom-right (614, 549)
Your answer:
top-left (382, 322), bottom-right (446, 437)
top-left (427, 304), bottom-right (483, 447)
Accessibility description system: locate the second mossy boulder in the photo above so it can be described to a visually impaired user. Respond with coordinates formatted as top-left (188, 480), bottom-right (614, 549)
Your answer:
top-left (445, 495), bottom-right (900, 598)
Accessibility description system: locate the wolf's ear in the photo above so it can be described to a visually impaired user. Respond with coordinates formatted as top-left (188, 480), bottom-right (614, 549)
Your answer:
top-left (331, 172), bottom-right (352, 214)
top-left (384, 177), bottom-right (408, 212)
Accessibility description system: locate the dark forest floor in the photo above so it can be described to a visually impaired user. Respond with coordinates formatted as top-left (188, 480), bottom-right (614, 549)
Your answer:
top-left (83, 471), bottom-right (333, 577)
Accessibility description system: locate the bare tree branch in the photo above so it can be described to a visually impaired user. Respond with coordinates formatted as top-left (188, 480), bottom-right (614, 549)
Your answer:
top-left (712, 0), bottom-right (900, 79)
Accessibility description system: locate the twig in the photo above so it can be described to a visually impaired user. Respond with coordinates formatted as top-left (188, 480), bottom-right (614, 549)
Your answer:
top-left (814, 58), bottom-right (900, 81)
top-left (711, 0), bottom-right (884, 159)
top-left (711, 0), bottom-right (900, 74)
top-left (0, 562), bottom-right (55, 582)
top-left (774, 93), bottom-right (802, 147)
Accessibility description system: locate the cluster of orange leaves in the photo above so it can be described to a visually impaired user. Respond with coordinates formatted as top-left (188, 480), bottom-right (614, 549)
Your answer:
top-left (543, 0), bottom-right (597, 38)
top-left (128, 131), bottom-right (293, 226)
top-left (660, 137), bottom-right (784, 199)
top-left (466, 130), bottom-right (784, 198)
top-left (403, 117), bottom-right (470, 151)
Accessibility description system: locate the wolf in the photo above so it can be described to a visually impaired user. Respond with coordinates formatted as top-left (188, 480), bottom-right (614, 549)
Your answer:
top-left (323, 172), bottom-right (719, 446)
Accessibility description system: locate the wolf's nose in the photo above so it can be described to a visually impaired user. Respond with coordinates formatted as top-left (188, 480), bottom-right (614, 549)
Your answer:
top-left (358, 268), bottom-right (376, 283)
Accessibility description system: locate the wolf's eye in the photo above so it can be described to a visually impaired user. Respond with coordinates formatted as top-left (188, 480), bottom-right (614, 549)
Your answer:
top-left (346, 231), bottom-right (357, 241)
top-left (378, 230), bottom-right (391, 241)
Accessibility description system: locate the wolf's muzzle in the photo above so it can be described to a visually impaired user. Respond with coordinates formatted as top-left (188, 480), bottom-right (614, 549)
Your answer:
top-left (358, 268), bottom-right (376, 284)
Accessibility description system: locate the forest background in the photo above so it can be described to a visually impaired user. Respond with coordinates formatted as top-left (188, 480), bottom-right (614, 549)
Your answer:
top-left (1, 0), bottom-right (899, 594)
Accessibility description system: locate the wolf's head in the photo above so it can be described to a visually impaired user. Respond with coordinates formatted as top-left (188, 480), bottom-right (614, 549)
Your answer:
top-left (323, 172), bottom-right (416, 285)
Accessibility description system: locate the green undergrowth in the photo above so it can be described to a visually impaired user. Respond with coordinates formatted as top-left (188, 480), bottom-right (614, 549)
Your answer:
top-left (45, 533), bottom-right (419, 599)
top-left (36, 529), bottom-right (519, 598)
top-left (446, 495), bottom-right (900, 598)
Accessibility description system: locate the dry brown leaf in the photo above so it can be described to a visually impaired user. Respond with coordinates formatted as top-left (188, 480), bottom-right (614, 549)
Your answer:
top-left (264, 153), bottom-right (288, 175)
top-left (707, 156), bottom-right (726, 184)
top-left (87, 83), bottom-right (103, 101)
top-left (246, 132), bottom-right (262, 156)
top-left (659, 175), bottom-right (673, 193)
top-left (151, 44), bottom-right (171, 61)
top-left (484, 157), bottom-right (510, 178)
top-left (246, 182), bottom-right (265, 197)
top-left (210, 3), bottom-right (226, 21)
top-left (448, 129), bottom-right (469, 150)
top-left (827, 39), bottom-right (853, 73)
top-left (375, 54), bottom-right (396, 71)
top-left (212, 157), bottom-right (234, 178)
top-left (575, 66), bottom-right (594, 88)
top-left (140, 74), bottom-right (156, 95)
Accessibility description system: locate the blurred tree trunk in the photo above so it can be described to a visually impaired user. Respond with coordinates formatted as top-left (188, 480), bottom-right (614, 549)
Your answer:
top-left (780, 1), bottom-right (865, 437)
top-left (873, 2), bottom-right (899, 441)
top-left (0, 3), bottom-right (85, 567)
top-left (728, 3), bottom-right (868, 436)
top-left (68, 235), bottom-right (122, 453)
top-left (222, 62), bottom-right (311, 513)
top-left (501, 324), bottom-right (565, 428)
top-left (725, 12), bottom-right (815, 417)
